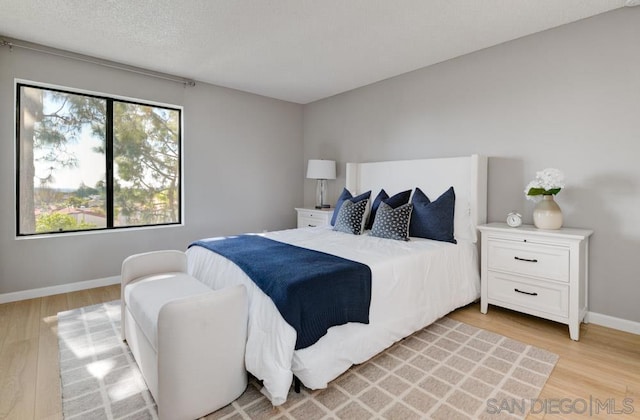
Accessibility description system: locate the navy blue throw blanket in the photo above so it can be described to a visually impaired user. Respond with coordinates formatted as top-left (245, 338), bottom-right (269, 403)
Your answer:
top-left (189, 235), bottom-right (372, 349)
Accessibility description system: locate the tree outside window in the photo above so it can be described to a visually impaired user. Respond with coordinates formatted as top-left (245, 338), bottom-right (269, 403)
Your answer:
top-left (17, 84), bottom-right (181, 235)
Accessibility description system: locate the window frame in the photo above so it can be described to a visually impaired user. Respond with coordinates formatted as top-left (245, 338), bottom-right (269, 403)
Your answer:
top-left (15, 80), bottom-right (184, 237)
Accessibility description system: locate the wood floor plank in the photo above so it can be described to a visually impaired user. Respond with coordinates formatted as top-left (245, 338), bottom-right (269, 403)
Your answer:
top-left (3, 298), bottom-right (41, 344)
top-left (34, 294), bottom-right (68, 420)
top-left (65, 289), bottom-right (94, 310)
top-left (0, 338), bottom-right (39, 420)
top-left (0, 299), bottom-right (11, 355)
top-left (101, 284), bottom-right (116, 301)
top-left (0, 298), bottom-right (41, 419)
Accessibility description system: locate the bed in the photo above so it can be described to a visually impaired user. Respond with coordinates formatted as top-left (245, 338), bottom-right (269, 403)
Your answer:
top-left (186, 154), bottom-right (488, 405)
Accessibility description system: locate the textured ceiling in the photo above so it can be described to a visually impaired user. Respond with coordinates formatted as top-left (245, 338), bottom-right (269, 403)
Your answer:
top-left (0, 0), bottom-right (628, 103)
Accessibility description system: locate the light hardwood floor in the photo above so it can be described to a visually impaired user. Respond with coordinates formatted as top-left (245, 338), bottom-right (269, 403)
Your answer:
top-left (0, 284), bottom-right (638, 419)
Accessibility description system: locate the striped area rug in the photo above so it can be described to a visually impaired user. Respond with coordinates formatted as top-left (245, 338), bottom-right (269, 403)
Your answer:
top-left (58, 301), bottom-right (558, 419)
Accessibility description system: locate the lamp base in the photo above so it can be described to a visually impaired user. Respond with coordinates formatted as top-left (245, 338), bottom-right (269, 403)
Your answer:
top-left (315, 179), bottom-right (330, 209)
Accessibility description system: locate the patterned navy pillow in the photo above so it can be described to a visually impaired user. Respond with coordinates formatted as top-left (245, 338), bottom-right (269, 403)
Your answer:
top-left (333, 199), bottom-right (369, 235)
top-left (331, 188), bottom-right (372, 226)
top-left (370, 202), bottom-right (413, 241)
top-left (366, 189), bottom-right (412, 230)
top-left (409, 187), bottom-right (457, 244)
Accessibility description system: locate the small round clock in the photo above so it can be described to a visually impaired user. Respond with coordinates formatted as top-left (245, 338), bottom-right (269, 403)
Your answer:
top-left (506, 211), bottom-right (522, 228)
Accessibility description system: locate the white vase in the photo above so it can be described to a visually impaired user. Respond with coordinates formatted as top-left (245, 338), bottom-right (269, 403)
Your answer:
top-left (533, 195), bottom-right (563, 229)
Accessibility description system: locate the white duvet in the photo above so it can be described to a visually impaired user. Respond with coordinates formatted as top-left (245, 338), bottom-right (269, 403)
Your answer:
top-left (186, 227), bottom-right (480, 405)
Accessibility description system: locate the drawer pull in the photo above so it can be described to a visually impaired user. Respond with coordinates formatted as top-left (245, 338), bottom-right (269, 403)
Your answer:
top-left (514, 256), bottom-right (538, 263)
top-left (514, 288), bottom-right (538, 296)
top-left (308, 224), bottom-right (317, 227)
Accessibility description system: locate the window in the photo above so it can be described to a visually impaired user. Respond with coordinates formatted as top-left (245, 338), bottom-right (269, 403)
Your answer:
top-left (16, 83), bottom-right (182, 236)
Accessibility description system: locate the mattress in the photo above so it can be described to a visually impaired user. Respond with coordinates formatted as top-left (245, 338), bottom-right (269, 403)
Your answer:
top-left (186, 226), bottom-right (480, 405)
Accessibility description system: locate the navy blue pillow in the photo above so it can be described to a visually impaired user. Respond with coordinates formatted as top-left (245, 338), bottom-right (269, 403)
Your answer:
top-left (409, 187), bottom-right (457, 244)
top-left (331, 188), bottom-right (371, 226)
top-left (366, 189), bottom-right (412, 230)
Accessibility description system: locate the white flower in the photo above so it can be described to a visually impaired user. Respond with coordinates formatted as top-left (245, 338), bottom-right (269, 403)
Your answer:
top-left (525, 168), bottom-right (565, 201)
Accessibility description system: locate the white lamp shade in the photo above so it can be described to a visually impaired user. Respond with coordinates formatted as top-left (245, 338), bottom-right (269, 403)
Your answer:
top-left (306, 159), bottom-right (336, 180)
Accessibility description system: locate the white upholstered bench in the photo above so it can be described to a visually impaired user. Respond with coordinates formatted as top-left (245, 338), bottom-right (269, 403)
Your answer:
top-left (121, 250), bottom-right (248, 420)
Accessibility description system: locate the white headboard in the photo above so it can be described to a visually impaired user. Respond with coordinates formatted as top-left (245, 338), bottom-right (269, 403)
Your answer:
top-left (345, 155), bottom-right (487, 242)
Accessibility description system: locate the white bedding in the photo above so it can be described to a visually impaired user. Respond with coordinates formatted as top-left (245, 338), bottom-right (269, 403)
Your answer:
top-left (186, 226), bottom-right (480, 405)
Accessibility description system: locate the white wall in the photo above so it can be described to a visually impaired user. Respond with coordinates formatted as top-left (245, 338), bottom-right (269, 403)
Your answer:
top-left (0, 45), bottom-right (303, 295)
top-left (303, 8), bottom-right (640, 323)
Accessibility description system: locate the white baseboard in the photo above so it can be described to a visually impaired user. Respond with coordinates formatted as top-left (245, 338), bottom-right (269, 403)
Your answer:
top-left (586, 311), bottom-right (640, 335)
top-left (0, 276), bottom-right (120, 304)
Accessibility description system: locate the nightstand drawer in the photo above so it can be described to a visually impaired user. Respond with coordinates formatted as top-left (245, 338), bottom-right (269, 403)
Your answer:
top-left (297, 210), bottom-right (322, 219)
top-left (295, 208), bottom-right (333, 228)
top-left (487, 272), bottom-right (568, 318)
top-left (298, 216), bottom-right (323, 228)
top-left (487, 239), bottom-right (569, 282)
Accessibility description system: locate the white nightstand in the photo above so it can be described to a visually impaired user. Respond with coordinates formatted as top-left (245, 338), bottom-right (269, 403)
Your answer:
top-left (478, 223), bottom-right (593, 341)
top-left (295, 208), bottom-right (334, 228)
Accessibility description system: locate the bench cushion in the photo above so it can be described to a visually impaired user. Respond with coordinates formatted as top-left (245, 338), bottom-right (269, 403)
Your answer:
top-left (124, 272), bottom-right (212, 351)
